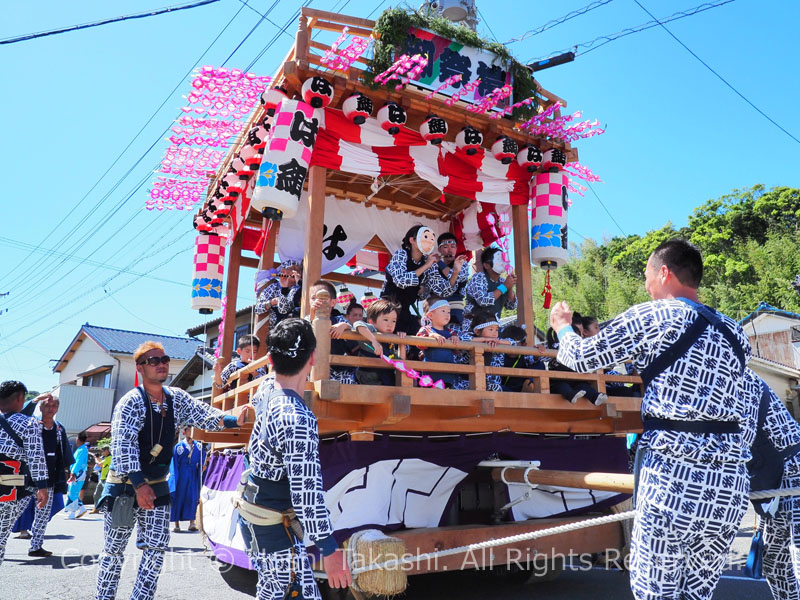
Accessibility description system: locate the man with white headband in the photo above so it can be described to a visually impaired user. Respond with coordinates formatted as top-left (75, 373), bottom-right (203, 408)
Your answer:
top-left (425, 232), bottom-right (470, 326)
top-left (462, 247), bottom-right (517, 334)
top-left (255, 260), bottom-right (302, 329)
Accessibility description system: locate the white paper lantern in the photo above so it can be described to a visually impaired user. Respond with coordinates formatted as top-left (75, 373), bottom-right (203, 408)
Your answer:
top-left (301, 76), bottom-right (334, 108)
top-left (377, 102), bottom-right (407, 134)
top-left (456, 126), bottom-right (483, 155)
top-left (517, 145), bottom-right (542, 172)
top-left (491, 135), bottom-right (518, 164)
top-left (251, 99), bottom-right (318, 221)
top-left (420, 114), bottom-right (448, 145)
top-left (342, 93), bottom-right (373, 124)
top-left (260, 86), bottom-right (288, 116)
top-left (191, 234), bottom-right (226, 313)
top-left (530, 171), bottom-right (569, 268)
top-left (542, 148), bottom-right (567, 171)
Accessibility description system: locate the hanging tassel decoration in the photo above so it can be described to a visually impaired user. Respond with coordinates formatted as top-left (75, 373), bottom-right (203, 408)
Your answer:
top-left (541, 269), bottom-right (552, 309)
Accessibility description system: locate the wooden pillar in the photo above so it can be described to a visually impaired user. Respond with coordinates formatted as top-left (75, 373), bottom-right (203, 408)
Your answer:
top-left (220, 232), bottom-right (243, 370)
top-left (301, 165), bottom-right (326, 318)
top-left (310, 291), bottom-right (331, 383)
top-left (254, 219), bottom-right (280, 359)
top-left (296, 12), bottom-right (309, 68)
top-left (511, 203), bottom-right (535, 338)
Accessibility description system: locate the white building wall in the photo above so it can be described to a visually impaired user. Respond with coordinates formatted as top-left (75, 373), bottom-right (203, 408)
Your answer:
top-left (51, 384), bottom-right (115, 435)
top-left (58, 336), bottom-right (113, 386)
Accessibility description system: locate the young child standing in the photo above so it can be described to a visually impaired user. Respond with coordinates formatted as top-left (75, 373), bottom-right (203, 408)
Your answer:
top-left (416, 297), bottom-right (468, 390)
top-left (352, 299), bottom-right (404, 386)
top-left (546, 326), bottom-right (608, 406)
top-left (499, 324), bottom-right (546, 393)
top-left (464, 312), bottom-right (514, 392)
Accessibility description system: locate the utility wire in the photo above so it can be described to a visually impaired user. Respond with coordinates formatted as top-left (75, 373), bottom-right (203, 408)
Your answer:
top-left (632, 0), bottom-right (800, 146)
top-left (527, 0), bottom-right (735, 62)
top-left (476, 7), bottom-right (499, 43)
top-left (506, 0), bottom-right (614, 44)
top-left (0, 0), bottom-right (221, 45)
top-left (1, 0), bottom-right (250, 287)
top-left (233, 0), bottom-right (294, 39)
top-left (586, 182), bottom-right (627, 237)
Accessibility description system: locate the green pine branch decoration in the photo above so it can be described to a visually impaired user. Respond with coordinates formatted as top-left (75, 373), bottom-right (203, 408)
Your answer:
top-left (366, 7), bottom-right (537, 120)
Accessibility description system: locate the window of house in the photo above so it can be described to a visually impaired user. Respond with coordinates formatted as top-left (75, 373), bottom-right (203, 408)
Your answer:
top-left (233, 324), bottom-right (251, 349)
top-left (85, 369), bottom-right (112, 388)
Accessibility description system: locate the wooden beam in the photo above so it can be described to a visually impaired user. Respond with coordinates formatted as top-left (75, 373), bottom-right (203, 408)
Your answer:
top-left (301, 7), bottom-right (376, 30)
top-left (240, 256), bottom-right (258, 269)
top-left (301, 165), bottom-right (326, 317)
top-left (323, 271), bottom-right (383, 289)
top-left (360, 395), bottom-right (411, 427)
top-left (511, 203), bottom-right (535, 338)
top-left (493, 468), bottom-right (634, 494)
top-left (219, 232), bottom-right (242, 378)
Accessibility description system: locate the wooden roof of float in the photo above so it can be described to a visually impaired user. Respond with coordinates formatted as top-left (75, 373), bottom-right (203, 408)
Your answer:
top-left (205, 7), bottom-right (577, 227)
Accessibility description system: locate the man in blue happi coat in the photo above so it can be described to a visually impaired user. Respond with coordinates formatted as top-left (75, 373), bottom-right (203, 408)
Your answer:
top-left (169, 426), bottom-right (204, 532)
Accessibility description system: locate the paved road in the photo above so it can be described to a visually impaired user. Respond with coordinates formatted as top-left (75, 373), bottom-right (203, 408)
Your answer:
top-left (2, 505), bottom-right (774, 599)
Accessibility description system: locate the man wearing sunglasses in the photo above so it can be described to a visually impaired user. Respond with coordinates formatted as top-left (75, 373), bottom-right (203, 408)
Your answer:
top-left (424, 232), bottom-right (470, 326)
top-left (94, 341), bottom-right (253, 600)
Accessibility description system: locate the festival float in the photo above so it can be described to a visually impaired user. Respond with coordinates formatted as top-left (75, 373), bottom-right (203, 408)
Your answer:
top-left (158, 5), bottom-right (643, 595)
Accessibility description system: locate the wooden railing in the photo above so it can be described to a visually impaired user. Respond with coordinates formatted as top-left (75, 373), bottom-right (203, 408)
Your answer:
top-left (199, 317), bottom-right (644, 442)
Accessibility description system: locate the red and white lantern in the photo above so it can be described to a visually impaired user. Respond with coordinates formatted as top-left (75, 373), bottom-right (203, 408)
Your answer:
top-left (192, 233), bottom-right (226, 313)
top-left (342, 93), bottom-right (373, 124)
top-left (301, 76), bottom-right (334, 108)
top-left (491, 136), bottom-right (518, 164)
top-left (517, 145), bottom-right (542, 172)
top-left (336, 286), bottom-right (355, 310)
top-left (456, 126), bottom-right (483, 155)
top-left (542, 148), bottom-right (567, 171)
top-left (377, 102), bottom-right (407, 135)
top-left (420, 114), bottom-right (448, 145)
top-left (260, 86), bottom-right (288, 116)
top-left (360, 291), bottom-right (379, 308)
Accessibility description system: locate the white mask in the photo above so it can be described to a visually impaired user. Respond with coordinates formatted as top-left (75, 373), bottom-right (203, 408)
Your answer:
top-left (491, 253), bottom-right (504, 274)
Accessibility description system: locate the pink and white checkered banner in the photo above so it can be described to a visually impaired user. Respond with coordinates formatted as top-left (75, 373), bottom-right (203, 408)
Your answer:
top-left (191, 234), bottom-right (226, 311)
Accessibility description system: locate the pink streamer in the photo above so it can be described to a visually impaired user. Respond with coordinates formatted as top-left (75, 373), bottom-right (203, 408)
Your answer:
top-left (379, 354), bottom-right (446, 389)
top-left (424, 74), bottom-right (462, 99)
top-left (445, 78), bottom-right (481, 106)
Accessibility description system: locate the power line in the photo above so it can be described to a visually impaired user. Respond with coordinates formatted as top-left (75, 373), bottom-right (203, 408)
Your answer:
top-left (586, 182), bottom-right (627, 237)
top-left (221, 0), bottom-right (281, 66)
top-left (0, 0), bottom-right (221, 45)
top-left (1, 0), bottom-right (251, 287)
top-left (527, 0), bottom-right (735, 63)
top-left (476, 7), bottom-right (499, 43)
top-left (234, 0), bottom-right (294, 38)
top-left (632, 0), bottom-right (800, 147)
top-left (506, 0), bottom-right (614, 44)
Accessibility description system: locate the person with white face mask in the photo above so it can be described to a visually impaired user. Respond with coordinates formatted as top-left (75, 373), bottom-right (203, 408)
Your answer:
top-left (380, 225), bottom-right (441, 336)
top-left (462, 246), bottom-right (517, 334)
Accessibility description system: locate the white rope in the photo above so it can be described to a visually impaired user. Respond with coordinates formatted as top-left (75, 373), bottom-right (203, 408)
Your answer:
top-left (350, 486), bottom-right (800, 576)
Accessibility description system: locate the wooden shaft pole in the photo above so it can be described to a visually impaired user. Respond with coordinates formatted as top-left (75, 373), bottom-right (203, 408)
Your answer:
top-left (511, 203), bottom-right (534, 337)
top-left (301, 165), bottom-right (326, 318)
top-left (493, 468), bottom-right (634, 494)
top-left (254, 219), bottom-right (280, 359)
top-left (220, 232), bottom-right (243, 371)
top-left (310, 293), bottom-right (331, 383)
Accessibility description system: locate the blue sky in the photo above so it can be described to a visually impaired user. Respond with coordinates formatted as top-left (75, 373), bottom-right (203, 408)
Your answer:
top-left (1, 0), bottom-right (798, 391)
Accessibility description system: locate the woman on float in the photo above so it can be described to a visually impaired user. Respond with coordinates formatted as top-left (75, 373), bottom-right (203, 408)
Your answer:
top-left (462, 247), bottom-right (517, 334)
top-left (380, 225), bottom-right (440, 336)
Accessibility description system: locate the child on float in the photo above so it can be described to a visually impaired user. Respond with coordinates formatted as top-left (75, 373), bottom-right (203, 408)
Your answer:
top-left (380, 225), bottom-right (440, 336)
top-left (462, 247), bottom-right (517, 334)
top-left (213, 334), bottom-right (268, 393)
top-left (499, 324), bottom-right (546, 393)
top-left (546, 315), bottom-right (608, 406)
top-left (415, 296), bottom-right (469, 390)
top-left (352, 299), bottom-right (405, 386)
top-left (254, 260), bottom-right (302, 328)
top-left (306, 280), bottom-right (359, 385)
top-left (463, 311), bottom-right (514, 392)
